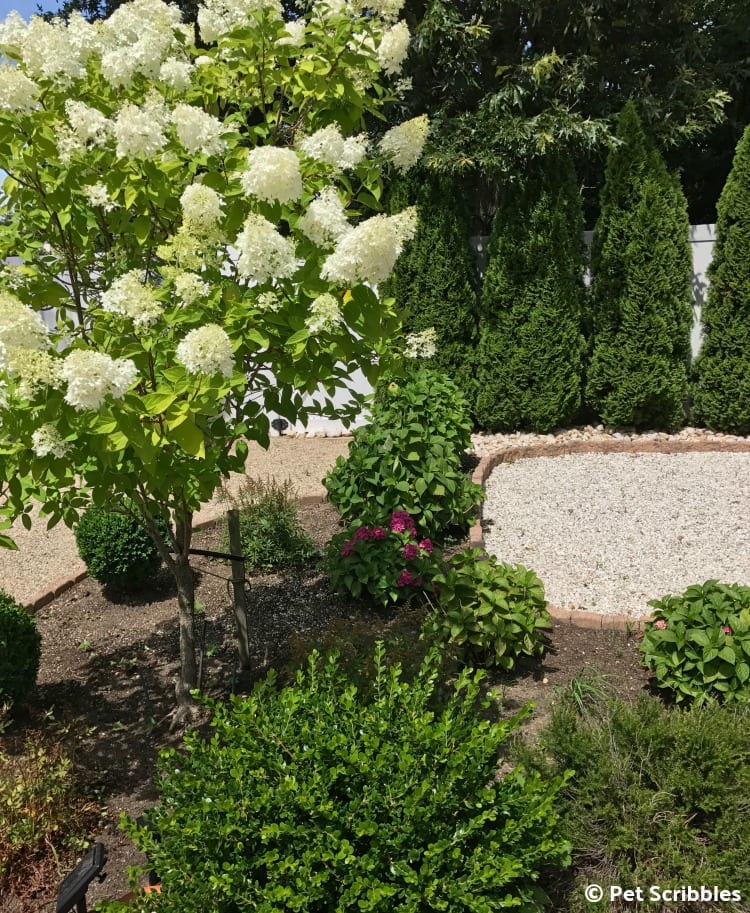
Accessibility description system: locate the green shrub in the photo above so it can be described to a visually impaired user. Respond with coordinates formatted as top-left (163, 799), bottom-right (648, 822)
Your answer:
top-left (640, 580), bottom-right (750, 705)
top-left (74, 505), bottom-right (166, 591)
top-left (424, 549), bottom-right (551, 669)
top-left (0, 589), bottom-right (41, 706)
top-left (325, 511), bottom-right (442, 607)
top-left (475, 153), bottom-right (586, 433)
top-left (585, 102), bottom-right (693, 430)
top-left (0, 731), bottom-right (99, 897)
top-left (380, 170), bottom-right (480, 410)
top-left (324, 369), bottom-right (483, 541)
top-left (222, 477), bottom-right (317, 571)
top-left (523, 694), bottom-right (750, 911)
top-left (115, 646), bottom-right (571, 913)
top-left (692, 123), bottom-right (750, 433)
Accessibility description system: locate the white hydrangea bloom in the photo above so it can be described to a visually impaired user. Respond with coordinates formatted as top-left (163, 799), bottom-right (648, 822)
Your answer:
top-left (239, 146), bottom-right (303, 204)
top-left (0, 340), bottom-right (6, 372)
top-left (339, 134), bottom-right (369, 170)
top-left (113, 103), bottom-right (167, 159)
top-left (305, 293), bottom-right (343, 334)
top-left (297, 187), bottom-right (350, 248)
top-left (298, 124), bottom-right (345, 168)
top-left (32, 423), bottom-right (70, 459)
top-left (0, 11), bottom-right (28, 58)
top-left (0, 380), bottom-right (7, 411)
top-left (6, 348), bottom-right (63, 398)
top-left (19, 17), bottom-right (87, 84)
top-left (198, 0), bottom-right (283, 43)
top-left (173, 272), bottom-right (211, 306)
top-left (0, 292), bottom-right (48, 351)
top-left (378, 115), bottom-right (429, 173)
top-left (83, 182), bottom-right (116, 213)
top-left (378, 21), bottom-right (410, 75)
top-left (66, 11), bottom-right (105, 64)
top-left (101, 0), bottom-right (183, 87)
top-left (404, 326), bottom-right (437, 359)
top-left (101, 270), bottom-right (163, 328)
top-left (176, 324), bottom-right (234, 377)
top-left (368, 0), bottom-right (405, 23)
top-left (256, 291), bottom-right (281, 311)
top-left (195, 54), bottom-right (213, 65)
top-left (180, 183), bottom-right (225, 230)
top-left (56, 100), bottom-right (111, 161)
top-left (277, 18), bottom-right (306, 45)
top-left (61, 350), bottom-right (138, 411)
top-left (0, 67), bottom-right (39, 113)
top-left (321, 208), bottom-right (417, 284)
top-left (235, 213), bottom-right (298, 283)
top-left (160, 57), bottom-right (194, 90)
top-left (172, 104), bottom-right (227, 157)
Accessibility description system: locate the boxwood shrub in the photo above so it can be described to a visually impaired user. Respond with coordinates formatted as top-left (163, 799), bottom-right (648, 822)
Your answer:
top-left (74, 506), bottom-right (168, 592)
top-left (0, 589), bottom-right (41, 707)
top-left (113, 646), bottom-right (571, 913)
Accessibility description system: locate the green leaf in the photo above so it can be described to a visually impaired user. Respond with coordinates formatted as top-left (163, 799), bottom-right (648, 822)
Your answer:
top-left (172, 420), bottom-right (205, 458)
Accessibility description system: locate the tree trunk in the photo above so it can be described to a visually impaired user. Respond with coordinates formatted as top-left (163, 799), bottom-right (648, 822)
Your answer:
top-left (171, 512), bottom-right (198, 726)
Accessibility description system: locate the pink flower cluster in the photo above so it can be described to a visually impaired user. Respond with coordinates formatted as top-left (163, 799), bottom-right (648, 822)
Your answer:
top-left (653, 619), bottom-right (667, 630)
top-left (338, 510), bottom-right (435, 590)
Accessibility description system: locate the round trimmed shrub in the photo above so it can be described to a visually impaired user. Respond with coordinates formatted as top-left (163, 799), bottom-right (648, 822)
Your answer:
top-left (0, 589), bottom-right (41, 706)
top-left (74, 506), bottom-right (166, 592)
top-left (117, 646), bottom-right (572, 913)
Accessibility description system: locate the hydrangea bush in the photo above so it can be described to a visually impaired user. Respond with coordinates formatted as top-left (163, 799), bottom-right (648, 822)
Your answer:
top-left (640, 580), bottom-right (750, 704)
top-left (325, 509), bottom-right (441, 606)
top-left (0, 0), bottom-right (428, 717)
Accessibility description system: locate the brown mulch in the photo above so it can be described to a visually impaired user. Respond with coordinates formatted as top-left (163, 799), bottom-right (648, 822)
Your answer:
top-left (0, 500), bottom-right (651, 911)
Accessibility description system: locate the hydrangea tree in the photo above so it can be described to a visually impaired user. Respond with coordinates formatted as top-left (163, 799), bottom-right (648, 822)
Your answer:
top-left (0, 0), bottom-right (428, 720)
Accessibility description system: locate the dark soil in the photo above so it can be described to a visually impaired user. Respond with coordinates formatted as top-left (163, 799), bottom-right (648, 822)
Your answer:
top-left (1, 501), bottom-right (651, 912)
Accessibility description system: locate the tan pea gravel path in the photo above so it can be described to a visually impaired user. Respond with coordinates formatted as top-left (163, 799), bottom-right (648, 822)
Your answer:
top-left (1, 436), bottom-right (351, 607)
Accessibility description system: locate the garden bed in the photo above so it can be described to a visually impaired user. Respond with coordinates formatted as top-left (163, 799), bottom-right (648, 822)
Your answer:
top-left (1, 497), bottom-right (650, 911)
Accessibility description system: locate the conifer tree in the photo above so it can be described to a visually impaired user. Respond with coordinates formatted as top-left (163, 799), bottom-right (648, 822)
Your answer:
top-left (692, 124), bottom-right (750, 433)
top-left (474, 153), bottom-right (585, 433)
top-left (585, 102), bottom-right (693, 430)
top-left (381, 171), bottom-right (480, 409)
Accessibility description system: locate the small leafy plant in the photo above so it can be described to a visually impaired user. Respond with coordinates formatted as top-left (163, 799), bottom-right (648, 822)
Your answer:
top-left (0, 729), bottom-right (100, 899)
top-left (0, 588), bottom-right (41, 706)
top-left (110, 645), bottom-right (571, 913)
top-left (424, 549), bottom-right (551, 669)
top-left (325, 510), bottom-right (441, 607)
top-left (640, 579), bottom-right (750, 704)
top-left (74, 506), bottom-right (167, 592)
top-left (221, 477), bottom-right (317, 571)
top-left (324, 369), bottom-right (484, 541)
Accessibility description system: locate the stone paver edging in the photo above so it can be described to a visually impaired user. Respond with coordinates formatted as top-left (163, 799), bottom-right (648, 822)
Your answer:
top-left (467, 436), bottom-right (750, 632)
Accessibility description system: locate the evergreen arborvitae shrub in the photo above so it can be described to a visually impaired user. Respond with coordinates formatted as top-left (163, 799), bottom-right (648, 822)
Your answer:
top-left (474, 154), bottom-right (586, 433)
top-left (0, 588), bottom-right (41, 706)
top-left (585, 102), bottom-right (693, 430)
top-left (381, 171), bottom-right (480, 409)
top-left (692, 123), bottom-right (750, 433)
top-left (74, 506), bottom-right (166, 592)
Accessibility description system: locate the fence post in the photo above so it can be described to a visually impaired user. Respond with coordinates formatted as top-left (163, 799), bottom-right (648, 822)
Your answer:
top-left (227, 508), bottom-right (251, 670)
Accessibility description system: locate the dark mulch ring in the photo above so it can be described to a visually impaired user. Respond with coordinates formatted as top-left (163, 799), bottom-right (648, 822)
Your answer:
top-left (1, 501), bottom-right (651, 912)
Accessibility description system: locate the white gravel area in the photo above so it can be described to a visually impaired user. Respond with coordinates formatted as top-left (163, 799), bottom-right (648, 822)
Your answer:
top-left (482, 450), bottom-right (750, 617)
